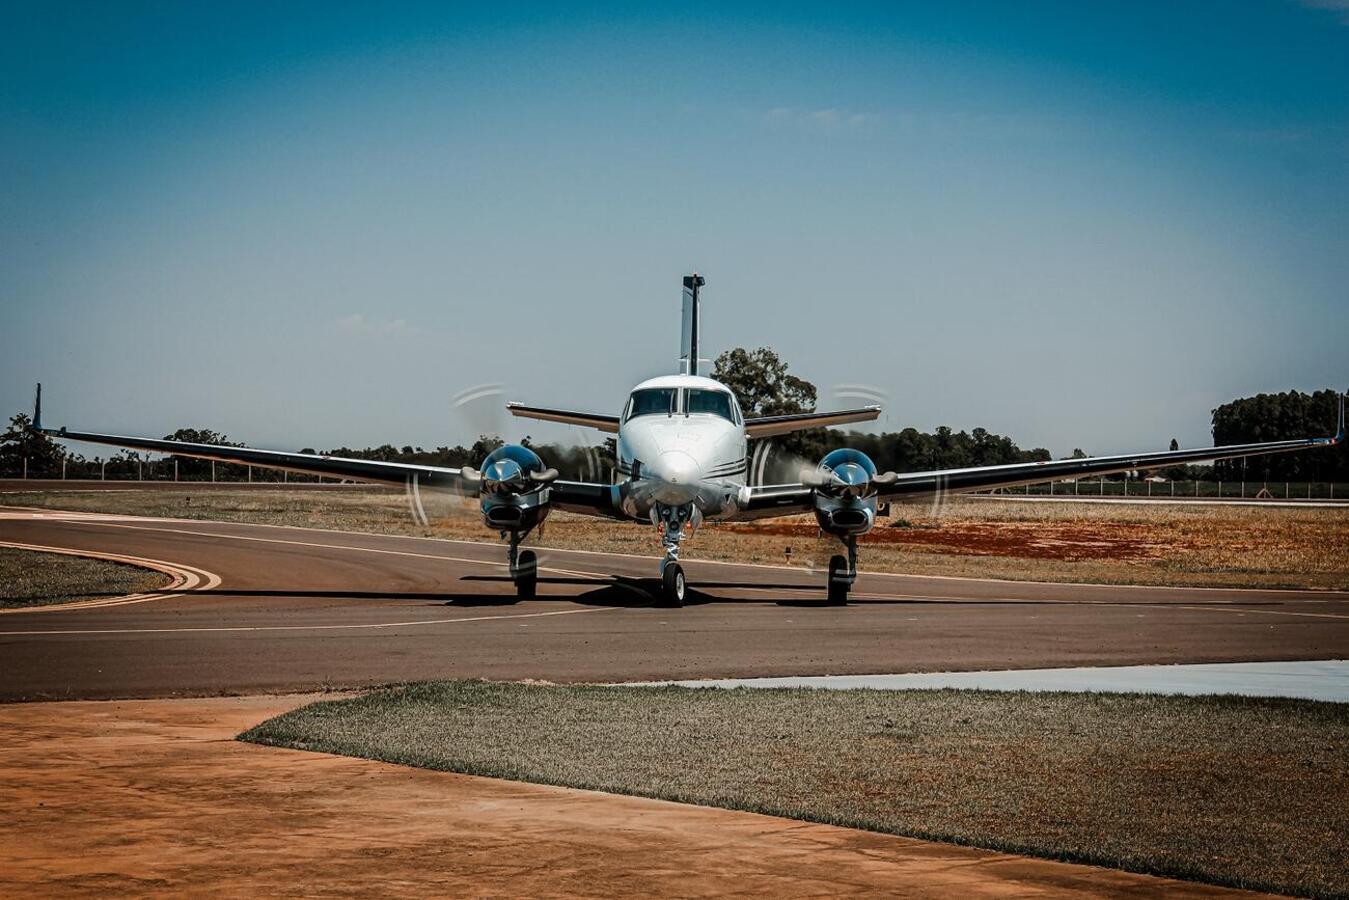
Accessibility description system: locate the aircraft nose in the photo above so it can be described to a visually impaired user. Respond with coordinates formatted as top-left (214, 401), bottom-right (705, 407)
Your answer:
top-left (650, 450), bottom-right (700, 504)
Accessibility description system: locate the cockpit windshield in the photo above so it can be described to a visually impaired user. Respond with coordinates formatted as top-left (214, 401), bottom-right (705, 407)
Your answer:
top-left (626, 388), bottom-right (676, 420)
top-left (685, 388), bottom-right (735, 422)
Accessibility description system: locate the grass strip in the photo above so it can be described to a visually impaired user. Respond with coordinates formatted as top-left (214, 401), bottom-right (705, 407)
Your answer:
top-left (241, 681), bottom-right (1349, 898)
top-left (0, 546), bottom-right (169, 608)
top-left (242, 685), bottom-right (1349, 895)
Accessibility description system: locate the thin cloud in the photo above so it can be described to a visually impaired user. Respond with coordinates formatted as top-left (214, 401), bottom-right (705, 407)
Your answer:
top-left (1295, 0), bottom-right (1349, 23)
top-left (336, 314), bottom-right (416, 338)
top-left (763, 106), bottom-right (882, 130)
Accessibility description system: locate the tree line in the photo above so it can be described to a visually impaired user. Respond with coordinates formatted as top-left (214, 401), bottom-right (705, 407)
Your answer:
top-left (2, 351), bottom-right (1343, 483)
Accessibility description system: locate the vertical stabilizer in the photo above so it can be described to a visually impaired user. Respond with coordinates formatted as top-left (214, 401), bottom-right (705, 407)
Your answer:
top-left (679, 273), bottom-right (705, 375)
top-left (33, 383), bottom-right (42, 431)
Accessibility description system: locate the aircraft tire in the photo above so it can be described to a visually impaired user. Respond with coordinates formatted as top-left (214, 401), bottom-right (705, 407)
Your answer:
top-left (660, 562), bottom-right (686, 608)
top-left (827, 555), bottom-right (849, 606)
top-left (516, 549), bottom-right (537, 599)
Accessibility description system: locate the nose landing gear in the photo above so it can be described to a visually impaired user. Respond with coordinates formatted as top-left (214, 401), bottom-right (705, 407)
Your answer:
top-left (654, 502), bottom-right (699, 607)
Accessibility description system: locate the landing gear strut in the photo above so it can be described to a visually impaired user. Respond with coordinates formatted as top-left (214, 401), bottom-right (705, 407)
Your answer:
top-left (654, 503), bottom-right (698, 607)
top-left (507, 531), bottom-right (537, 599)
top-left (826, 535), bottom-right (858, 606)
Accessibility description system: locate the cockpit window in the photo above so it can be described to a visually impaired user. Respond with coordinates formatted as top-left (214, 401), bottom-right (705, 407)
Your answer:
top-left (626, 388), bottom-right (676, 420)
top-left (685, 389), bottom-right (734, 422)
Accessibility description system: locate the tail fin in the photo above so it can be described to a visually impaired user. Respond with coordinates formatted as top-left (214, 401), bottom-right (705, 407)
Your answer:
top-left (679, 273), bottom-right (704, 376)
top-left (33, 383), bottom-right (42, 432)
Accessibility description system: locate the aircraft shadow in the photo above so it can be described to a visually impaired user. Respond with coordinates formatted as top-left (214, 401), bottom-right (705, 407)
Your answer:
top-left (188, 583), bottom-right (1195, 610)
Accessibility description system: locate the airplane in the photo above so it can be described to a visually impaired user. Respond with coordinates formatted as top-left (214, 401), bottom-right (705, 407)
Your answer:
top-left (34, 273), bottom-right (1345, 607)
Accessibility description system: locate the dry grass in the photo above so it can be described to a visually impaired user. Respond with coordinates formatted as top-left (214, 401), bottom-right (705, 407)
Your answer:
top-left (241, 681), bottom-right (1349, 898)
top-left (5, 486), bottom-right (1347, 589)
top-left (0, 546), bottom-right (168, 608)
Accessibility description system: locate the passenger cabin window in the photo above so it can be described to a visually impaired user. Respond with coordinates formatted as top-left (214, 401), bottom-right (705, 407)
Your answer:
top-left (626, 388), bottom-right (676, 420)
top-left (685, 389), bottom-right (734, 422)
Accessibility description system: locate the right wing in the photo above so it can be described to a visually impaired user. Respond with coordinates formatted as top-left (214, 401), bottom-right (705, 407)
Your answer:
top-left (506, 403), bottom-right (620, 433)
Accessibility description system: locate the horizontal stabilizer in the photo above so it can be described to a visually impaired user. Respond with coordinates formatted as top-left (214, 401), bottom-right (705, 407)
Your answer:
top-left (744, 406), bottom-right (881, 439)
top-left (506, 403), bottom-right (620, 433)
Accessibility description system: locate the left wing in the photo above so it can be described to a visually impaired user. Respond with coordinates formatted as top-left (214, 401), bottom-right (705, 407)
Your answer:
top-left (42, 426), bottom-right (472, 492)
top-left (742, 394), bottom-right (1345, 517)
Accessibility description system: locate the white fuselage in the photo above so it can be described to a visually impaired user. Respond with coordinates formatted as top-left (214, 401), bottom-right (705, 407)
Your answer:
top-left (615, 374), bottom-right (748, 520)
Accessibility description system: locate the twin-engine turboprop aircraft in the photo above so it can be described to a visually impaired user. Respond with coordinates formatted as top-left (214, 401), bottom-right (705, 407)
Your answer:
top-left (38, 274), bottom-right (1344, 606)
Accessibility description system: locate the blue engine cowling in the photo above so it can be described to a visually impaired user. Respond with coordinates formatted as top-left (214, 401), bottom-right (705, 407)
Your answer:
top-left (811, 448), bottom-right (879, 537)
top-left (476, 444), bottom-right (554, 532)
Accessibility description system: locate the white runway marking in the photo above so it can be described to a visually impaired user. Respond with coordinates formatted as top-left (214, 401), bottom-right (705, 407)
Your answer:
top-left (0, 605), bottom-right (614, 636)
top-left (6, 505), bottom-right (1346, 597)
top-left (636, 660), bottom-right (1349, 703)
top-left (4, 510), bottom-right (1347, 621)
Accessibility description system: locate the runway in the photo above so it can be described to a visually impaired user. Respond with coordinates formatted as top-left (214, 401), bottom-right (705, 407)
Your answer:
top-left (3, 507), bottom-right (1348, 701)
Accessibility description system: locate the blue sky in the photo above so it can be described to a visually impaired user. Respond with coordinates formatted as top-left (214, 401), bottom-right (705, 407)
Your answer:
top-left (2, 1), bottom-right (1346, 458)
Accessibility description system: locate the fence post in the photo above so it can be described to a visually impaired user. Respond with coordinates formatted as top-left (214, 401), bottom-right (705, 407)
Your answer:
top-left (101, 460), bottom-right (106, 481)
top-left (248, 465), bottom-right (252, 484)
top-left (211, 461), bottom-right (215, 483)
top-left (174, 459), bottom-right (179, 483)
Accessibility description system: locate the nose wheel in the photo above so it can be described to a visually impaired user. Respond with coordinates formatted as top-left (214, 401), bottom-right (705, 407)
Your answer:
top-left (660, 561), bottom-right (686, 607)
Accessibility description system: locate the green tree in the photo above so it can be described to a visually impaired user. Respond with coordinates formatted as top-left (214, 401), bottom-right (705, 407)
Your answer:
top-left (713, 347), bottom-right (822, 480)
top-left (712, 347), bottom-right (817, 417)
top-left (1212, 389), bottom-right (1345, 481)
top-left (0, 414), bottom-right (65, 477)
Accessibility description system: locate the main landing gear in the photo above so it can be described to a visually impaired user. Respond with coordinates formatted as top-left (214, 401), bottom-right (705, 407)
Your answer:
top-left (826, 535), bottom-right (859, 606)
top-left (506, 531), bottom-right (537, 599)
top-left (654, 502), bottom-right (698, 607)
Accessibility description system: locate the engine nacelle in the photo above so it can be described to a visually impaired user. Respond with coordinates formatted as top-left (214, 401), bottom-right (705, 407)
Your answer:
top-left (464, 444), bottom-right (557, 534)
top-left (808, 448), bottom-right (882, 538)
